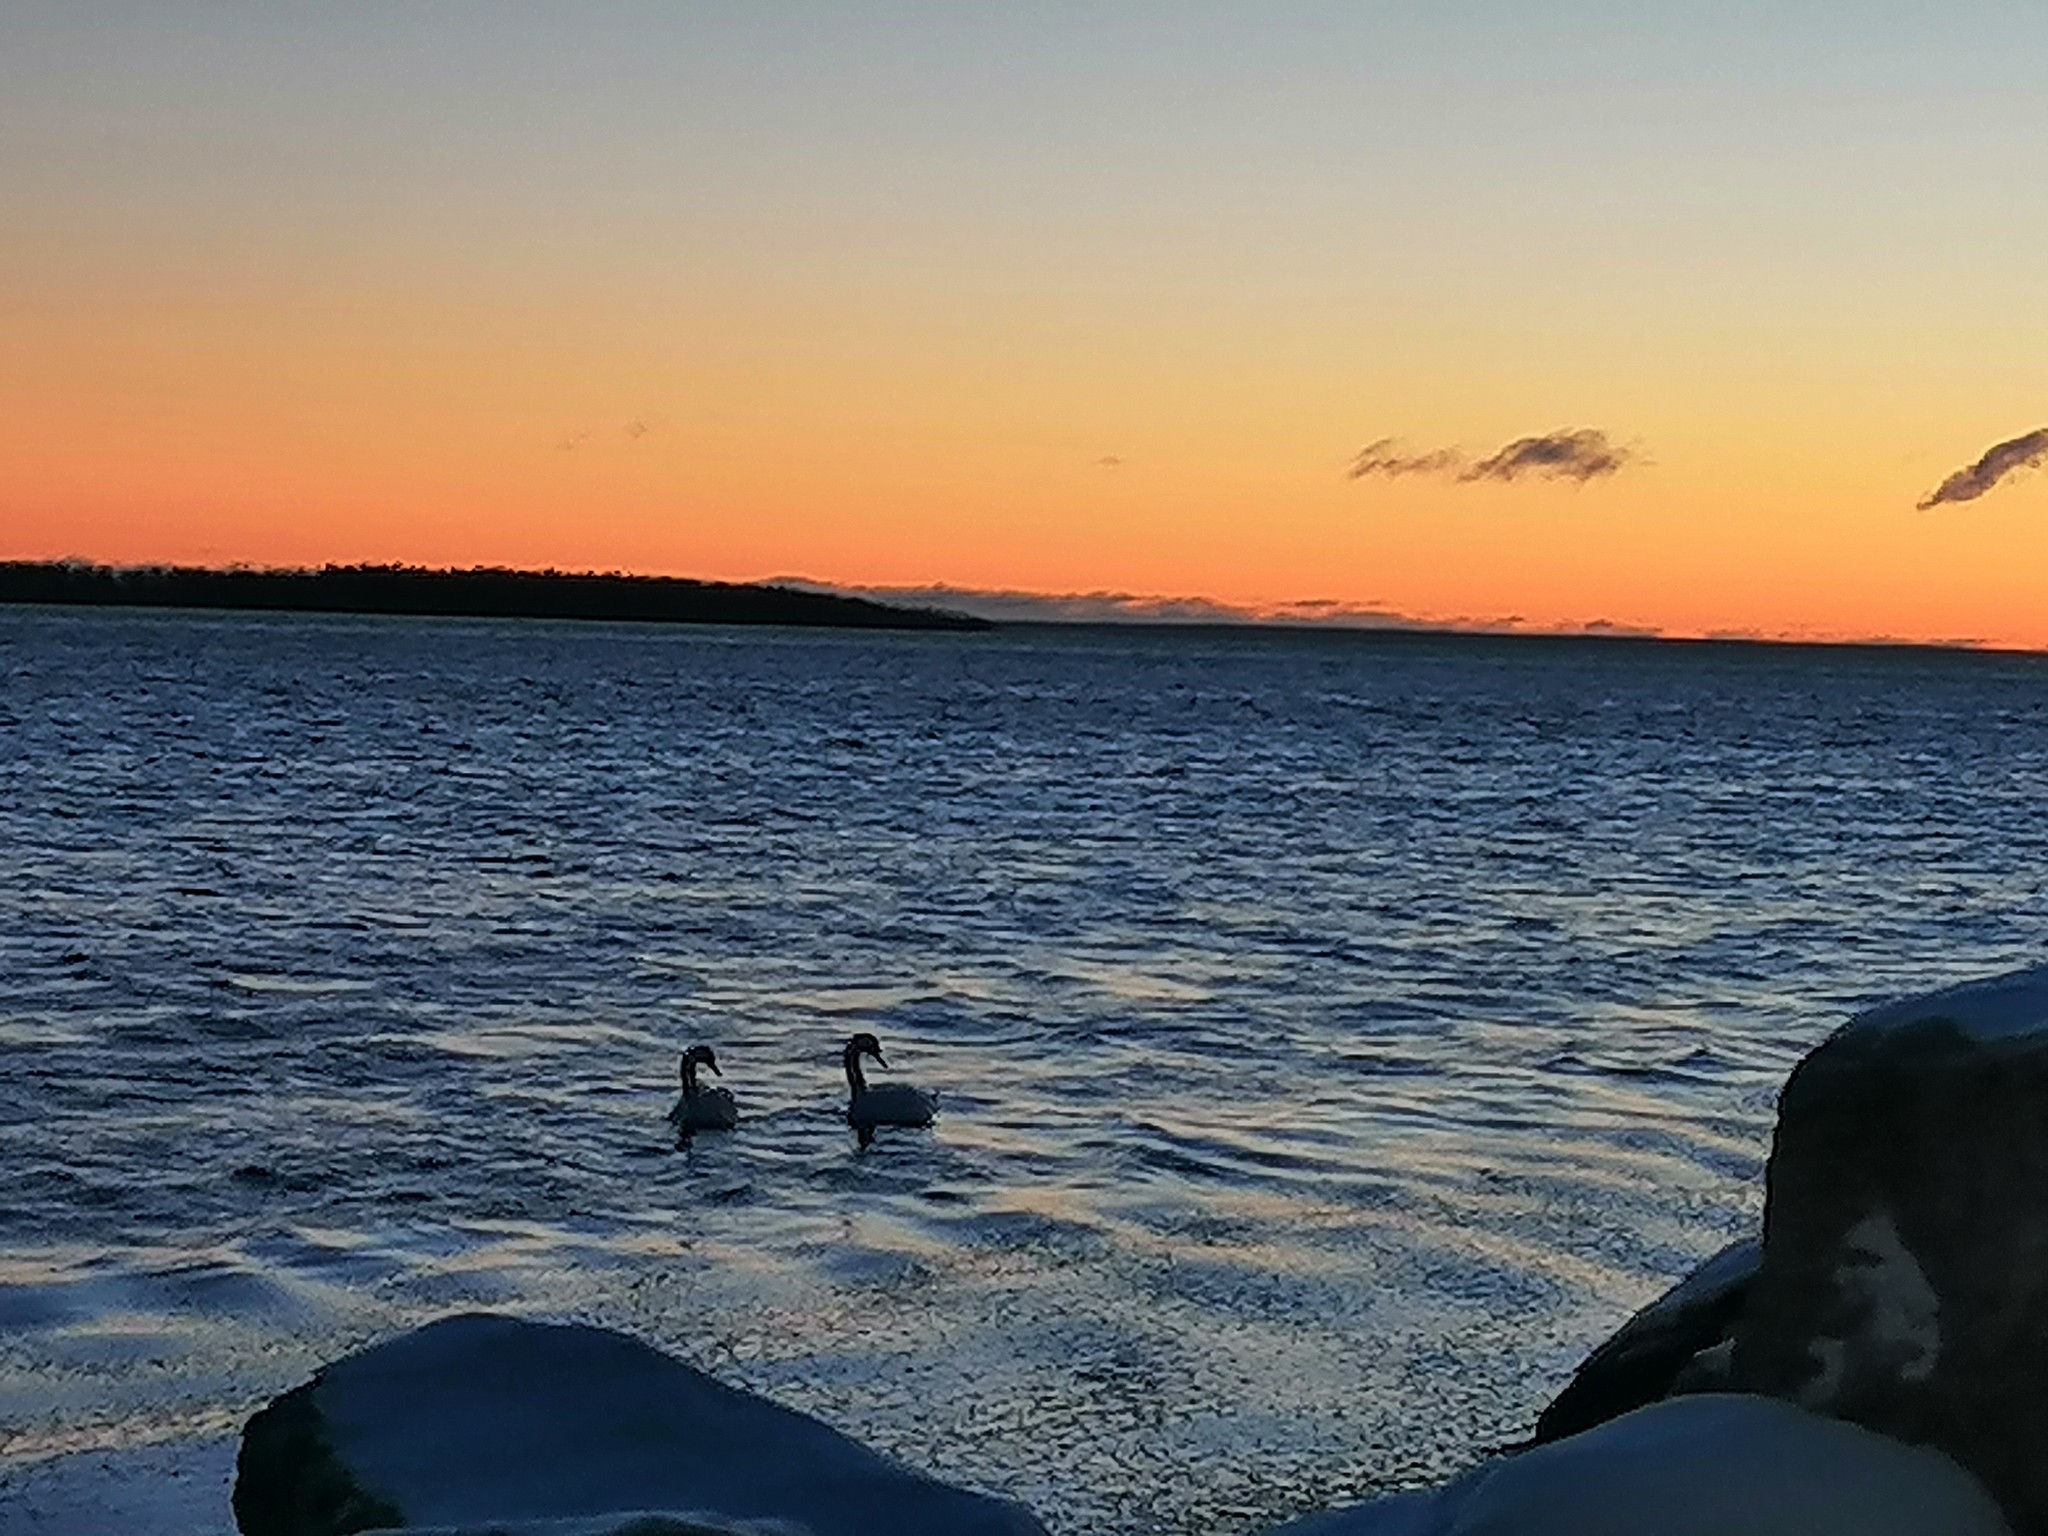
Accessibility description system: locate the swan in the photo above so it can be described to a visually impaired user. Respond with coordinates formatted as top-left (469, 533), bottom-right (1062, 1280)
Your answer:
top-left (667, 1044), bottom-right (738, 1133)
top-left (843, 1032), bottom-right (936, 1148)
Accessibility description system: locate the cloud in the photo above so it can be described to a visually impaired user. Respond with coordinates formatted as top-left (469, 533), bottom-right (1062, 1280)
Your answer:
top-left (1917, 427), bottom-right (2048, 509)
top-left (1095, 455), bottom-right (1124, 468)
top-left (1463, 428), bottom-right (1634, 483)
top-left (1347, 438), bottom-right (1466, 480)
top-left (556, 417), bottom-right (657, 450)
top-left (767, 578), bottom-right (2014, 649)
top-left (1348, 428), bottom-right (1638, 485)
top-left (779, 581), bottom-right (1488, 631)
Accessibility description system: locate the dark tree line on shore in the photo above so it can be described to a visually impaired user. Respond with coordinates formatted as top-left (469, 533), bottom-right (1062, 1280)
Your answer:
top-left (0, 561), bottom-right (988, 632)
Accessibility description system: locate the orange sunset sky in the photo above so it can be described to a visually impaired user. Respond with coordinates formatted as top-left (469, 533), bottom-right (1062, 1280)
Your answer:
top-left (5, 5), bottom-right (2046, 646)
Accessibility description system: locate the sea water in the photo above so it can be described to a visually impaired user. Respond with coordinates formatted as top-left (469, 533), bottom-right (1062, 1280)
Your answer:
top-left (2, 608), bottom-right (2045, 1534)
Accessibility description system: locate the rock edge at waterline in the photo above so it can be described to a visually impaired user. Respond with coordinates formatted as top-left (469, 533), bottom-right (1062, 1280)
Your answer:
top-left (233, 1313), bottom-right (1046, 1536)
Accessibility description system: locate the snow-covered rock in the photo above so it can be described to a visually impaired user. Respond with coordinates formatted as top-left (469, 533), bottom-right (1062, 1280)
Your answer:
top-left (1731, 964), bottom-right (2048, 1534)
top-left (232, 1313), bottom-right (1047, 1536)
top-left (1260, 1393), bottom-right (2009, 1536)
top-left (1533, 1237), bottom-right (1758, 1443)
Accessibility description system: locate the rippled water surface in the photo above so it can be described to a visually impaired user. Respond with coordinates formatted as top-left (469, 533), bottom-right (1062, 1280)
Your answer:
top-left (3, 608), bottom-right (2046, 1533)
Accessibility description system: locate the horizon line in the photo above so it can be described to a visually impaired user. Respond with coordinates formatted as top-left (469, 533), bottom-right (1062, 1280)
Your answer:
top-left (6, 556), bottom-right (2041, 660)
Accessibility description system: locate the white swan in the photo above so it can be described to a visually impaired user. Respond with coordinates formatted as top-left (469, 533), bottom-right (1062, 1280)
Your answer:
top-left (667, 1044), bottom-right (738, 1133)
top-left (843, 1032), bottom-right (935, 1148)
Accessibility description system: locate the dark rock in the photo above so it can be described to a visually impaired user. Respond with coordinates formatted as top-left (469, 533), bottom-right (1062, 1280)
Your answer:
top-left (234, 1378), bottom-right (402, 1536)
top-left (233, 1313), bottom-right (1047, 1536)
top-left (1730, 965), bottom-right (2048, 1536)
top-left (1533, 1237), bottom-right (1758, 1444)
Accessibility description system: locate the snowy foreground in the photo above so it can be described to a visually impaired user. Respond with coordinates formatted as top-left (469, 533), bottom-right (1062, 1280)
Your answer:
top-left (225, 1315), bottom-right (2010, 1536)
top-left (1, 1383), bottom-right (2012, 1536)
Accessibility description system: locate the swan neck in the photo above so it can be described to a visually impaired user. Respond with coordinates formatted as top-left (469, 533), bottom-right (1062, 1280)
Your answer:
top-left (844, 1049), bottom-right (867, 1099)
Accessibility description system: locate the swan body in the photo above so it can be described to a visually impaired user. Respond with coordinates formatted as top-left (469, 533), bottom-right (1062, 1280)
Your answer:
top-left (843, 1032), bottom-right (936, 1148)
top-left (668, 1044), bottom-right (738, 1133)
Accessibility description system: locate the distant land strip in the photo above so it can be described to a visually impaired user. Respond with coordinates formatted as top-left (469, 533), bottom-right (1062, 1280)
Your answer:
top-left (0, 561), bottom-right (990, 632)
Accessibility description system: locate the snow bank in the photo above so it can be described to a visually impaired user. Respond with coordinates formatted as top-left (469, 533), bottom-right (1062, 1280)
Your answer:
top-left (1848, 964), bottom-right (2048, 1044)
top-left (1262, 1393), bottom-right (2009, 1536)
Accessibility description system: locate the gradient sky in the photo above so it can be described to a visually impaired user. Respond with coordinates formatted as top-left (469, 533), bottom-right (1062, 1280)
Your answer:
top-left (6, 4), bottom-right (2047, 644)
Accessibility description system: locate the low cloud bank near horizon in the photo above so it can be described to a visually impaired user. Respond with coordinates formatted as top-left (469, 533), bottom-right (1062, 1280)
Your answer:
top-left (781, 581), bottom-right (1429, 627)
top-left (1348, 428), bottom-right (1637, 485)
top-left (783, 580), bottom-right (1668, 638)
top-left (781, 583), bottom-right (2012, 650)
top-left (1918, 428), bottom-right (2048, 509)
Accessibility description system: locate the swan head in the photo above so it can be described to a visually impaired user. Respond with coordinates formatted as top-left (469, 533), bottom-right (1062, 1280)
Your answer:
top-left (680, 1044), bottom-right (721, 1093)
top-left (845, 1032), bottom-right (887, 1069)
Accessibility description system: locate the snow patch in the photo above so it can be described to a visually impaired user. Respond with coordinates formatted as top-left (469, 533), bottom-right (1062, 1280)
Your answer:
top-left (1850, 965), bottom-right (2048, 1045)
top-left (1258, 1394), bottom-right (2009, 1536)
top-left (1801, 1211), bottom-right (1941, 1406)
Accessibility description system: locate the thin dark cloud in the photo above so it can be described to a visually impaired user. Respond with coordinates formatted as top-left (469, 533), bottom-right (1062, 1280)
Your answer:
top-left (1347, 438), bottom-right (1466, 480)
top-left (1348, 428), bottom-right (1637, 485)
top-left (1463, 428), bottom-right (1633, 483)
top-left (1095, 455), bottom-right (1125, 468)
top-left (1918, 427), bottom-right (2048, 509)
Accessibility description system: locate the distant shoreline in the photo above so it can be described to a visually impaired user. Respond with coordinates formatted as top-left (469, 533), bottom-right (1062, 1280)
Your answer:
top-left (0, 562), bottom-right (989, 633)
top-left (3, 562), bottom-right (2036, 659)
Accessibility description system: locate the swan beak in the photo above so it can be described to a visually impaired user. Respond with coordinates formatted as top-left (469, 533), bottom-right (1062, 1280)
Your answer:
top-left (871, 1049), bottom-right (889, 1068)
top-left (705, 1058), bottom-right (722, 1076)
